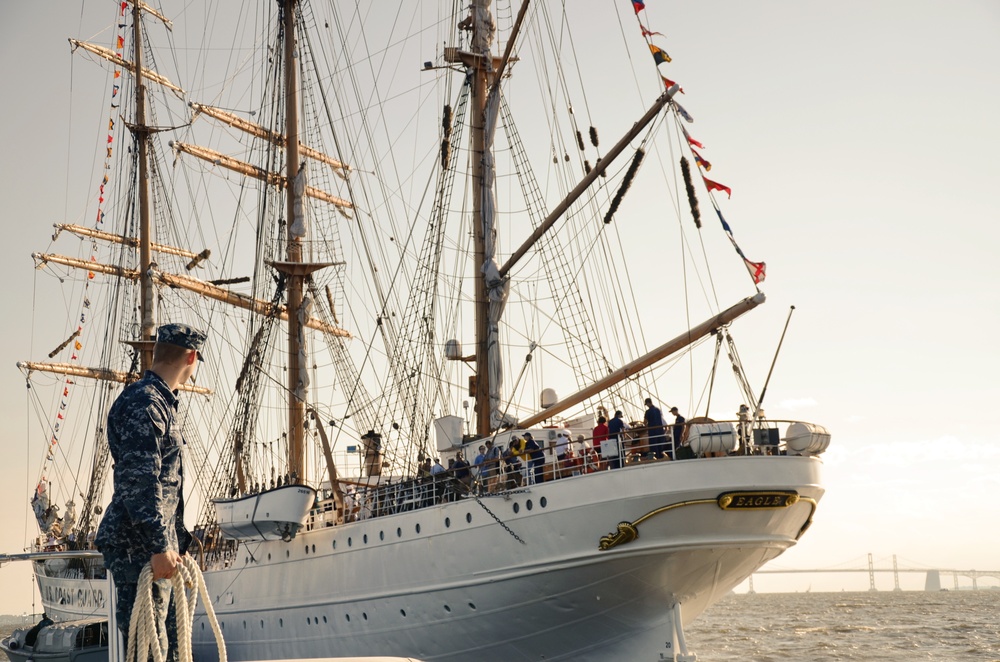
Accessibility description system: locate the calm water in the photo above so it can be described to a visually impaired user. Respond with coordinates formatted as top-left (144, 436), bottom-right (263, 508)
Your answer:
top-left (686, 591), bottom-right (1000, 661)
top-left (3, 591), bottom-right (998, 661)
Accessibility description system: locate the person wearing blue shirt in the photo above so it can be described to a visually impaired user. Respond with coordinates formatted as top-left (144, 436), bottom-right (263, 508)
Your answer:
top-left (644, 398), bottom-right (668, 460)
top-left (607, 410), bottom-right (629, 468)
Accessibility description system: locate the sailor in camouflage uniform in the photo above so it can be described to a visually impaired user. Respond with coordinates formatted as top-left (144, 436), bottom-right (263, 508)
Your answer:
top-left (94, 323), bottom-right (204, 660)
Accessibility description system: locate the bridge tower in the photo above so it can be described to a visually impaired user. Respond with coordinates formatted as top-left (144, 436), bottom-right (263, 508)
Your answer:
top-left (892, 555), bottom-right (901, 591)
top-left (867, 553), bottom-right (877, 592)
top-left (924, 569), bottom-right (942, 591)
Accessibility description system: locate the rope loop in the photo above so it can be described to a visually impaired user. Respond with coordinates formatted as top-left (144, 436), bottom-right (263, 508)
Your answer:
top-left (127, 555), bottom-right (226, 662)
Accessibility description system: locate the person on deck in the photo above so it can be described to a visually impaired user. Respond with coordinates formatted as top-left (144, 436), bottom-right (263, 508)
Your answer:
top-left (670, 407), bottom-right (686, 459)
top-left (94, 323), bottom-right (205, 662)
top-left (644, 398), bottom-right (668, 460)
top-left (607, 411), bottom-right (629, 469)
top-left (554, 431), bottom-right (572, 478)
top-left (482, 439), bottom-right (502, 493)
top-left (453, 452), bottom-right (472, 488)
top-left (592, 416), bottom-right (609, 462)
top-left (523, 432), bottom-right (545, 484)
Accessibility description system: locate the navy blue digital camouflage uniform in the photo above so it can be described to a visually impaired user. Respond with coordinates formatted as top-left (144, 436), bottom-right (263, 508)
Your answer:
top-left (94, 324), bottom-right (203, 660)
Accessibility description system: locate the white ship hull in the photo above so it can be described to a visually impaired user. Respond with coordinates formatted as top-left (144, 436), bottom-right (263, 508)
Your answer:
top-left (32, 562), bottom-right (108, 623)
top-left (182, 455), bottom-right (822, 661)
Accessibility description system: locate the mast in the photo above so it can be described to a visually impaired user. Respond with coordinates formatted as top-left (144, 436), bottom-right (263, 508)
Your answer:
top-left (283, 0), bottom-right (306, 481)
top-left (133, 2), bottom-right (156, 369)
top-left (470, 0), bottom-right (493, 438)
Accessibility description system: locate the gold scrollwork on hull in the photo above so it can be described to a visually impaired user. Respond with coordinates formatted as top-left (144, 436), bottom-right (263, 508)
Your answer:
top-left (598, 490), bottom-right (818, 551)
top-left (598, 522), bottom-right (639, 551)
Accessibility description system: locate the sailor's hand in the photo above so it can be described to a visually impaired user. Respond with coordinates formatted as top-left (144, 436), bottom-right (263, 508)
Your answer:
top-left (151, 550), bottom-right (182, 580)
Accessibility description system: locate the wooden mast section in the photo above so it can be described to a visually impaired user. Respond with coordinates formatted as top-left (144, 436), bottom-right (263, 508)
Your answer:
top-left (470, 0), bottom-right (491, 438)
top-left (30, 252), bottom-right (350, 337)
top-left (515, 293), bottom-right (766, 429)
top-left (133, 1), bottom-right (155, 370)
top-left (271, 0), bottom-right (334, 483)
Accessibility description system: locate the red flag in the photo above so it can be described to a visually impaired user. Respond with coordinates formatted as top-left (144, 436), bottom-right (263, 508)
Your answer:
top-left (661, 76), bottom-right (684, 94)
top-left (744, 259), bottom-right (766, 284)
top-left (632, 1), bottom-right (645, 14)
top-left (121, 2), bottom-right (128, 16)
top-left (703, 176), bottom-right (731, 198)
top-left (640, 24), bottom-right (663, 38)
top-left (682, 126), bottom-right (704, 149)
top-left (117, 35), bottom-right (124, 50)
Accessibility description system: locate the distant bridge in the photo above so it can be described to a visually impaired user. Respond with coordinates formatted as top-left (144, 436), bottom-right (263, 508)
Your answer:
top-left (751, 553), bottom-right (1000, 591)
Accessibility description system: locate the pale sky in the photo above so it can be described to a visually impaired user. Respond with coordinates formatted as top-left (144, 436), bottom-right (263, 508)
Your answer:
top-left (1, 1), bottom-right (998, 615)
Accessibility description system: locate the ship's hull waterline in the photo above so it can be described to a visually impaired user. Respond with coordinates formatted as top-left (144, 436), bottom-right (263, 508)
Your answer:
top-left (185, 455), bottom-right (822, 661)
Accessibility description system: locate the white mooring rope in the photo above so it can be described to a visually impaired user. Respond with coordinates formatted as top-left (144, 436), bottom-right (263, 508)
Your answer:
top-left (127, 556), bottom-right (227, 662)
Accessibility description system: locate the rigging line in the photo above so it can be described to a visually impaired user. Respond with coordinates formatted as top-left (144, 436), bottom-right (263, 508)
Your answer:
top-left (318, 5), bottom-right (413, 359)
top-left (557, 1), bottom-right (595, 128)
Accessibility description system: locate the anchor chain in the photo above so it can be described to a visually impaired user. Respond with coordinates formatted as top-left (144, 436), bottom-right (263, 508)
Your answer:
top-left (471, 493), bottom-right (527, 545)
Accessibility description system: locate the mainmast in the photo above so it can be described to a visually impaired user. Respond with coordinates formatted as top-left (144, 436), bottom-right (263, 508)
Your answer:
top-left (133, 2), bottom-right (156, 370)
top-left (469, 0), bottom-right (493, 438)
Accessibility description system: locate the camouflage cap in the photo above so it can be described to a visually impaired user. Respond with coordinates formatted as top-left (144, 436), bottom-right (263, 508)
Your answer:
top-left (156, 323), bottom-right (207, 359)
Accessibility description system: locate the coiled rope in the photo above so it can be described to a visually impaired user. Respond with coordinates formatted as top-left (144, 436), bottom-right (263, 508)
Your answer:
top-left (127, 556), bottom-right (226, 662)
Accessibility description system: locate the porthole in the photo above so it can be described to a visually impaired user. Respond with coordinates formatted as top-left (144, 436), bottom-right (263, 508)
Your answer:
top-left (306, 617), bottom-right (311, 625)
top-left (445, 517), bottom-right (451, 528)
top-left (267, 553), bottom-right (272, 561)
top-left (333, 540), bottom-right (337, 549)
top-left (526, 499), bottom-right (533, 511)
top-left (540, 496), bottom-right (548, 508)
top-left (379, 530), bottom-right (384, 541)
top-left (322, 616), bottom-right (327, 624)
top-left (304, 545), bottom-right (309, 554)
top-left (363, 534), bottom-right (368, 544)
top-left (400, 609), bottom-right (406, 617)
top-left (312, 544), bottom-right (316, 553)
top-left (513, 503), bottom-right (520, 514)
top-left (243, 621), bottom-right (247, 629)
top-left (279, 618), bottom-right (283, 627)
top-left (396, 527), bottom-right (402, 538)
top-left (362, 612), bottom-right (368, 621)
top-left (415, 523), bottom-right (421, 534)
top-left (348, 537), bottom-right (353, 547)
top-left (200, 623), bottom-right (205, 631)
top-left (221, 622), bottom-right (225, 630)
top-left (444, 605), bottom-right (451, 613)
top-left (346, 614), bottom-right (351, 622)
top-left (466, 513), bottom-right (472, 523)
top-left (285, 550), bottom-right (290, 558)
top-left (260, 620), bottom-right (264, 628)
top-left (468, 602), bottom-right (476, 610)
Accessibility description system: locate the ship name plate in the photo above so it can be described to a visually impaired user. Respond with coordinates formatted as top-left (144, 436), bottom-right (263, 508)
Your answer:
top-left (717, 491), bottom-right (799, 510)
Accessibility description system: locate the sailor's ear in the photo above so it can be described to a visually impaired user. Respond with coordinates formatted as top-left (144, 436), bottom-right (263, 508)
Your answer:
top-left (187, 350), bottom-right (198, 365)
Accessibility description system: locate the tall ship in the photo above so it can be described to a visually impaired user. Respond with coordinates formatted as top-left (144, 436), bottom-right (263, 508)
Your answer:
top-left (10, 1), bottom-right (830, 660)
